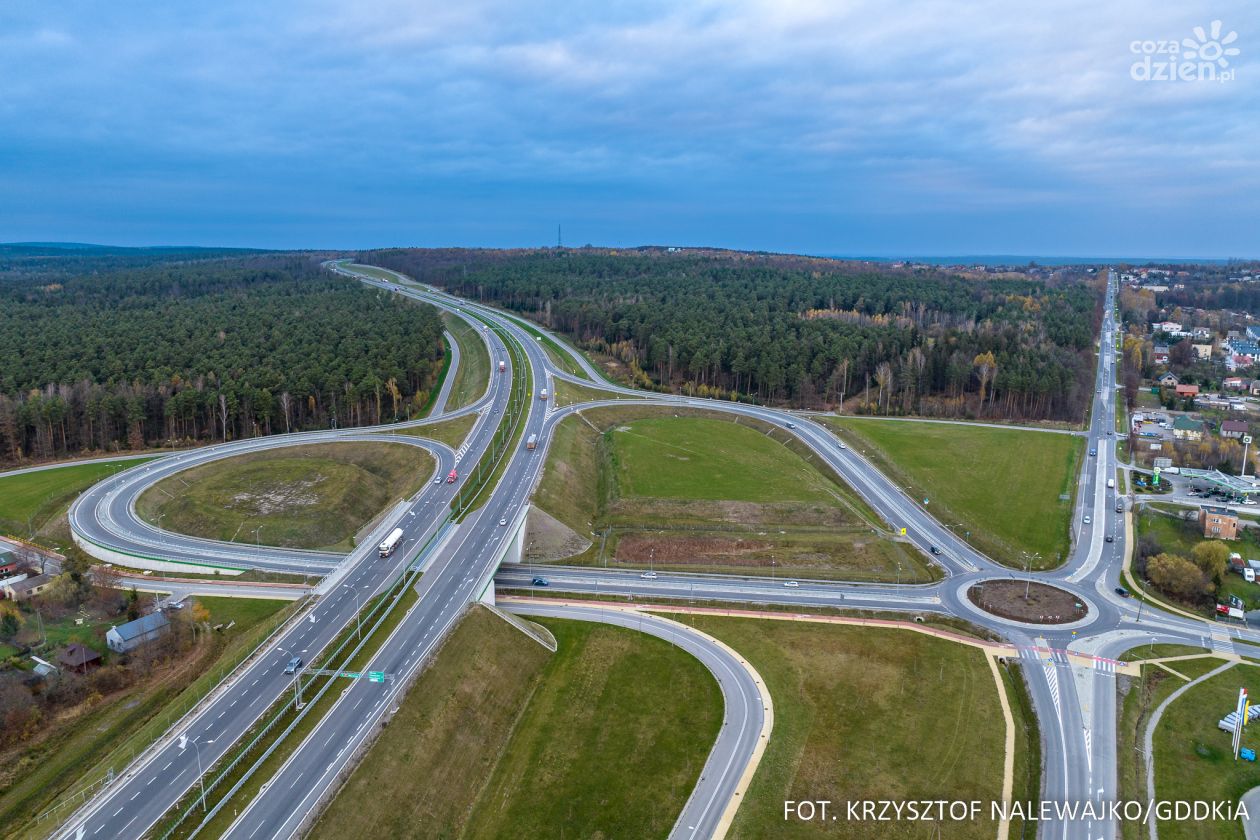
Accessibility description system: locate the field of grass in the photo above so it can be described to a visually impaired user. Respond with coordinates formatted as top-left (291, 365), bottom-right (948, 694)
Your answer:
top-left (310, 608), bottom-right (722, 840)
top-left (530, 408), bottom-right (932, 582)
top-left (443, 312), bottom-right (491, 410)
top-left (824, 418), bottom-right (1084, 569)
top-left (0, 458), bottom-right (159, 538)
top-left (1153, 664), bottom-right (1260, 840)
top-left (1, 597), bottom-right (289, 839)
top-left (136, 442), bottom-right (432, 552)
top-left (389, 411), bottom-right (479, 449)
top-left (1119, 643), bottom-right (1211, 662)
top-left (685, 616), bottom-right (1022, 839)
top-left (552, 377), bottom-right (627, 407)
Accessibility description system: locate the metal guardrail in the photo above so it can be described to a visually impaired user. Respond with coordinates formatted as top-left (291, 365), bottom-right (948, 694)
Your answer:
top-left (40, 593), bottom-right (313, 835)
top-left (157, 516), bottom-right (452, 839)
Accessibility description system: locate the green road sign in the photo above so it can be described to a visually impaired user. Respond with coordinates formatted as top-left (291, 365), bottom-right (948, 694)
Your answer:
top-left (342, 671), bottom-right (360, 679)
top-left (368, 671), bottom-right (385, 683)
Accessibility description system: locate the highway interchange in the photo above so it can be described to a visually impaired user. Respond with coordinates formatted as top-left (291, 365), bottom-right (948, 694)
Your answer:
top-left (46, 262), bottom-right (1260, 840)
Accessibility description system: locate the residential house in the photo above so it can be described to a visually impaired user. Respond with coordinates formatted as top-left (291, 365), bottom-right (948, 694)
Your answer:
top-left (0, 547), bottom-right (16, 576)
top-left (1193, 343), bottom-right (1213, 359)
top-left (1172, 416), bottom-right (1205, 441)
top-left (1175, 383), bottom-right (1200, 399)
top-left (1153, 345), bottom-right (1170, 365)
top-left (1157, 372), bottom-right (1180, 388)
top-left (1247, 325), bottom-right (1260, 341)
top-left (3, 573), bottom-right (53, 601)
top-left (1228, 355), bottom-right (1257, 373)
top-left (1194, 327), bottom-right (1214, 341)
top-left (58, 643), bottom-right (102, 673)
top-left (1221, 420), bottom-right (1250, 439)
top-left (1154, 321), bottom-right (1183, 334)
top-left (1250, 380), bottom-right (1260, 397)
top-left (106, 611), bottom-right (170, 654)
top-left (1224, 377), bottom-right (1247, 391)
top-left (1200, 506), bottom-right (1240, 540)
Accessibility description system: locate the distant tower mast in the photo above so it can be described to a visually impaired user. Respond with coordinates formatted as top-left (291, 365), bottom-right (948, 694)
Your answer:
top-left (557, 224), bottom-right (562, 248)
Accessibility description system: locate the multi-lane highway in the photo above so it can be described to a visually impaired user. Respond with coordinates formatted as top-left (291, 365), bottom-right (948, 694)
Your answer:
top-left (57, 261), bottom-right (1260, 840)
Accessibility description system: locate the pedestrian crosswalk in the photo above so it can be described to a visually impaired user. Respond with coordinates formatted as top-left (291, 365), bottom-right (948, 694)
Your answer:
top-left (1015, 645), bottom-right (1118, 675)
top-left (1208, 626), bottom-right (1235, 655)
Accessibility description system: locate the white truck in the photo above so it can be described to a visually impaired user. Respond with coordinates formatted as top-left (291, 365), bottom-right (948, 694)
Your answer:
top-left (1106, 478), bottom-right (1115, 489)
top-left (499, 360), bottom-right (506, 373)
top-left (378, 527), bottom-right (404, 558)
top-left (539, 388), bottom-right (549, 401)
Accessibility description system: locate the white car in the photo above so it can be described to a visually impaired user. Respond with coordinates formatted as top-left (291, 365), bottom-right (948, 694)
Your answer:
top-left (433, 476), bottom-right (442, 484)
top-left (640, 571), bottom-right (658, 579)
top-left (1084, 515), bottom-right (1092, 524)
top-left (499, 518), bottom-right (508, 526)
top-left (784, 580), bottom-right (799, 588)
top-left (839, 443), bottom-right (847, 450)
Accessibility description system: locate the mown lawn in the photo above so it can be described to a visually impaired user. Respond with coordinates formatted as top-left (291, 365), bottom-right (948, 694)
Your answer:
top-left (529, 409), bottom-right (932, 582)
top-left (135, 442), bottom-right (432, 551)
top-left (1153, 664), bottom-right (1260, 840)
top-left (611, 417), bottom-right (841, 503)
top-left (0, 458), bottom-right (158, 537)
top-left (687, 616), bottom-right (1021, 839)
top-left (309, 608), bottom-right (722, 840)
top-left (825, 418), bottom-right (1083, 568)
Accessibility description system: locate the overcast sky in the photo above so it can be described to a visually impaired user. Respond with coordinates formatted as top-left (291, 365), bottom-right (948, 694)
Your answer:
top-left (0, 1), bottom-right (1255, 257)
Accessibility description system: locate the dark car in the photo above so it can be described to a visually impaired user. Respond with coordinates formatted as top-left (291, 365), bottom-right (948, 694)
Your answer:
top-left (1114, 587), bottom-right (1131, 598)
top-left (1105, 535), bottom-right (1114, 543)
top-left (929, 546), bottom-right (942, 556)
top-left (532, 577), bottom-right (549, 586)
top-left (283, 656), bottom-right (303, 675)
top-left (1089, 448), bottom-right (1097, 456)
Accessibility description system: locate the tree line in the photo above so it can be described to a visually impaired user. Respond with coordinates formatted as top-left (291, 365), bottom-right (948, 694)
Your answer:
top-left (365, 247), bottom-right (1099, 421)
top-left (0, 255), bottom-right (444, 463)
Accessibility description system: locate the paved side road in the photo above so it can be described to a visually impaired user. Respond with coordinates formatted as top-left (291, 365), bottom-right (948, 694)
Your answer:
top-left (506, 600), bottom-right (771, 840)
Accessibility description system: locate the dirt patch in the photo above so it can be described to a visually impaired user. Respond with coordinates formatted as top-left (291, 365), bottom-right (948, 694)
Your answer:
top-left (616, 532), bottom-right (779, 567)
top-left (524, 507), bottom-right (592, 562)
top-left (610, 498), bottom-right (850, 528)
top-left (230, 476), bottom-right (325, 514)
top-left (967, 579), bottom-right (1088, 624)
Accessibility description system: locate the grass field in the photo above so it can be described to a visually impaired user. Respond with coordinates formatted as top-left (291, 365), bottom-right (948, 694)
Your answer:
top-left (824, 418), bottom-right (1084, 569)
top-left (1152, 664), bottom-right (1260, 840)
top-left (1, 597), bottom-right (289, 839)
top-left (443, 312), bottom-right (491, 410)
top-left (310, 607), bottom-right (722, 840)
top-left (136, 442), bottom-right (433, 551)
top-left (552, 377), bottom-right (627, 407)
top-left (1119, 643), bottom-right (1211, 662)
top-left (389, 411), bottom-right (479, 449)
top-left (0, 458), bottom-right (158, 538)
top-left (530, 408), bottom-right (933, 582)
top-left (685, 616), bottom-right (1024, 839)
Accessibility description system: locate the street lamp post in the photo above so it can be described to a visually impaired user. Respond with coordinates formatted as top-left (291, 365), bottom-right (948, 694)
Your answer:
top-left (344, 583), bottom-right (364, 639)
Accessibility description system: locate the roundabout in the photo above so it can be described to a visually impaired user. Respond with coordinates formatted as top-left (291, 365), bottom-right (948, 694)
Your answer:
top-left (966, 578), bottom-right (1090, 625)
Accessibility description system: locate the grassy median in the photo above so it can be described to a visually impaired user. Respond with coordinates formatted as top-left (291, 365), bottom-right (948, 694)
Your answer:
top-left (443, 312), bottom-right (491, 410)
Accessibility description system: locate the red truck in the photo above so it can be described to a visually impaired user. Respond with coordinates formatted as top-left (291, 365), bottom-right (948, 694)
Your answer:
top-left (446, 469), bottom-right (458, 484)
